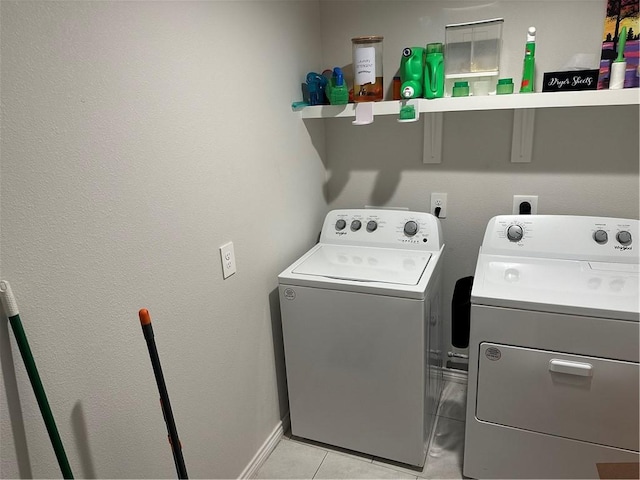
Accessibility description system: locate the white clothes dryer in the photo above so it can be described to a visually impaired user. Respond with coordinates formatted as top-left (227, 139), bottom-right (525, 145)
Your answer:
top-left (464, 215), bottom-right (639, 479)
top-left (278, 209), bottom-right (444, 466)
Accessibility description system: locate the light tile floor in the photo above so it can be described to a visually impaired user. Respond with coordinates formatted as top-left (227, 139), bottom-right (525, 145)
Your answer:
top-left (255, 380), bottom-right (467, 479)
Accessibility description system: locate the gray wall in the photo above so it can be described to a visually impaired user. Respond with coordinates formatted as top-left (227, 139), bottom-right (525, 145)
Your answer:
top-left (1, 1), bottom-right (326, 478)
top-left (1, 1), bottom-right (638, 479)
top-left (317, 0), bottom-right (639, 359)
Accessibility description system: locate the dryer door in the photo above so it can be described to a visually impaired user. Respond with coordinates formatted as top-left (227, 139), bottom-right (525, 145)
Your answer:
top-left (475, 342), bottom-right (640, 451)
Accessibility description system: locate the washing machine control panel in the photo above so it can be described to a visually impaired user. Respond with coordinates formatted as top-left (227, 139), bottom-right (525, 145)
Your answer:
top-left (321, 209), bottom-right (443, 251)
top-left (482, 215), bottom-right (638, 262)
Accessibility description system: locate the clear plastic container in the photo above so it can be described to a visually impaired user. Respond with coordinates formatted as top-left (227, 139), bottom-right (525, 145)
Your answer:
top-left (352, 36), bottom-right (384, 102)
top-left (445, 18), bottom-right (503, 96)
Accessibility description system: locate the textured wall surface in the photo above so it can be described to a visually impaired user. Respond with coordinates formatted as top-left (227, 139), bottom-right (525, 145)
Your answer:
top-left (1, 1), bottom-right (326, 478)
top-left (1, 1), bottom-right (638, 479)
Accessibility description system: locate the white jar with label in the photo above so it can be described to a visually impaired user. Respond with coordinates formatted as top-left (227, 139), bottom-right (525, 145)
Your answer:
top-left (352, 36), bottom-right (384, 102)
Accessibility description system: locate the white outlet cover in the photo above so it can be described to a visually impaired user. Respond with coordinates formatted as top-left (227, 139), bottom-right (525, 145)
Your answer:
top-left (512, 195), bottom-right (538, 215)
top-left (219, 241), bottom-right (236, 279)
top-left (430, 193), bottom-right (447, 219)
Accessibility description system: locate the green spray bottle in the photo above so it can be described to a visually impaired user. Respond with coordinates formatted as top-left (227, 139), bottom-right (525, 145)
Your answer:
top-left (609, 26), bottom-right (627, 89)
top-left (424, 43), bottom-right (444, 99)
top-left (400, 47), bottom-right (425, 99)
top-left (326, 67), bottom-right (349, 105)
top-left (520, 27), bottom-right (536, 93)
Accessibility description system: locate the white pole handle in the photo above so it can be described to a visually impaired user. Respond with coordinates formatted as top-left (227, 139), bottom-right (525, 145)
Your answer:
top-left (0, 280), bottom-right (19, 317)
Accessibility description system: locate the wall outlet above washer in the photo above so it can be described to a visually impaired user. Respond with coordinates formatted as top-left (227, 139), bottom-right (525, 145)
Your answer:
top-left (430, 193), bottom-right (447, 219)
top-left (513, 195), bottom-right (538, 215)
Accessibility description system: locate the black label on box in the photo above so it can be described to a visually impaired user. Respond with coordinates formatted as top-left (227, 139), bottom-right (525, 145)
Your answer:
top-left (542, 70), bottom-right (599, 92)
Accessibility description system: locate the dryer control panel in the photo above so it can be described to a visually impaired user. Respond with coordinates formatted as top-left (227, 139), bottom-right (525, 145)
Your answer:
top-left (481, 215), bottom-right (639, 263)
top-left (320, 209), bottom-right (443, 251)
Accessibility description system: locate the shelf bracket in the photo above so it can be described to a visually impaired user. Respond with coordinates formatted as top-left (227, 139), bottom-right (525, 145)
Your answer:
top-left (511, 109), bottom-right (535, 163)
top-left (423, 112), bottom-right (443, 164)
top-left (352, 102), bottom-right (374, 126)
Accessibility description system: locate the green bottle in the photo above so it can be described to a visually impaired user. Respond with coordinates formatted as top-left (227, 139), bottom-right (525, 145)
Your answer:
top-left (326, 67), bottom-right (349, 105)
top-left (424, 43), bottom-right (444, 99)
top-left (520, 27), bottom-right (536, 93)
top-left (400, 47), bottom-right (425, 99)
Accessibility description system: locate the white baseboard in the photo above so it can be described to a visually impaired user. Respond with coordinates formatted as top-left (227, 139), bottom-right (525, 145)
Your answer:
top-left (238, 413), bottom-right (290, 479)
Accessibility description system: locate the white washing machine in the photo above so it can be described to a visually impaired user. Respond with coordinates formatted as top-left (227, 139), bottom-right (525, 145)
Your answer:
top-left (464, 215), bottom-right (639, 479)
top-left (278, 208), bottom-right (444, 466)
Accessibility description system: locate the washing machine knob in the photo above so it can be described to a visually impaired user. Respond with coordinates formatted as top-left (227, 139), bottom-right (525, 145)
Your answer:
top-left (617, 230), bottom-right (632, 246)
top-left (351, 220), bottom-right (362, 231)
top-left (404, 221), bottom-right (418, 236)
top-left (593, 229), bottom-right (608, 244)
top-left (366, 220), bottom-right (378, 232)
top-left (506, 224), bottom-right (524, 242)
top-left (335, 219), bottom-right (346, 231)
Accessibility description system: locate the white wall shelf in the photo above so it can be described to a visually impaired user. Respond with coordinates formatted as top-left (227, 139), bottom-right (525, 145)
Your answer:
top-left (299, 88), bottom-right (639, 119)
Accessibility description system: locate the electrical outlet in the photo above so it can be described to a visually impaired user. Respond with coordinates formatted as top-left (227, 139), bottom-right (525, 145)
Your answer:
top-left (219, 242), bottom-right (236, 279)
top-left (430, 193), bottom-right (447, 219)
top-left (512, 195), bottom-right (538, 215)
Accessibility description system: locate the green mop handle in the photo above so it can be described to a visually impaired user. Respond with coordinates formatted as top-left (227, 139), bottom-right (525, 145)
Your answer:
top-left (0, 281), bottom-right (74, 479)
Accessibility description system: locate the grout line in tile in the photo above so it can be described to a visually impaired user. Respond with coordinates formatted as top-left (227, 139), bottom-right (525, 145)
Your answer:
top-left (330, 447), bottom-right (374, 463)
top-left (372, 455), bottom-right (427, 477)
top-left (376, 463), bottom-right (418, 478)
top-left (287, 435), bottom-right (374, 464)
top-left (284, 435), bottom-right (331, 454)
top-left (311, 450), bottom-right (328, 479)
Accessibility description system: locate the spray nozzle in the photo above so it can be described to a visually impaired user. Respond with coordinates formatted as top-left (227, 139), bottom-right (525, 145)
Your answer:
top-left (526, 26), bottom-right (536, 42)
top-left (333, 67), bottom-right (344, 87)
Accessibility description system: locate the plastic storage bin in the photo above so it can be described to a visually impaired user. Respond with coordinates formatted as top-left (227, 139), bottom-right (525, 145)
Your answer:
top-left (445, 18), bottom-right (503, 96)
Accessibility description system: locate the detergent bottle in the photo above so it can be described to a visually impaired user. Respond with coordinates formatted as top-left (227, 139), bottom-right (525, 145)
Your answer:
top-left (424, 43), bottom-right (444, 99)
top-left (400, 47), bottom-right (425, 99)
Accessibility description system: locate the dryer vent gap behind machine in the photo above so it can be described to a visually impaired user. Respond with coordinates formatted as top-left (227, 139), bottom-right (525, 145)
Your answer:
top-left (278, 209), bottom-right (445, 467)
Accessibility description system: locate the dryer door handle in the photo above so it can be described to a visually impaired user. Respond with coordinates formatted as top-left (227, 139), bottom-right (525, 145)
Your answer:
top-left (549, 359), bottom-right (593, 377)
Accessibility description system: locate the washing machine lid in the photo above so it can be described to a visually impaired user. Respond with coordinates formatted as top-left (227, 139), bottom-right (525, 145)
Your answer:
top-left (292, 244), bottom-right (432, 286)
top-left (472, 254), bottom-right (640, 321)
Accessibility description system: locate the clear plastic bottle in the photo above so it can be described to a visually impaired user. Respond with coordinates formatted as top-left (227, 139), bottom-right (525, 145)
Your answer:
top-left (352, 36), bottom-right (384, 102)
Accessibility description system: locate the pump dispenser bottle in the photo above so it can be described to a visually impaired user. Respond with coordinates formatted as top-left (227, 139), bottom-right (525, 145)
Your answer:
top-left (520, 27), bottom-right (536, 93)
